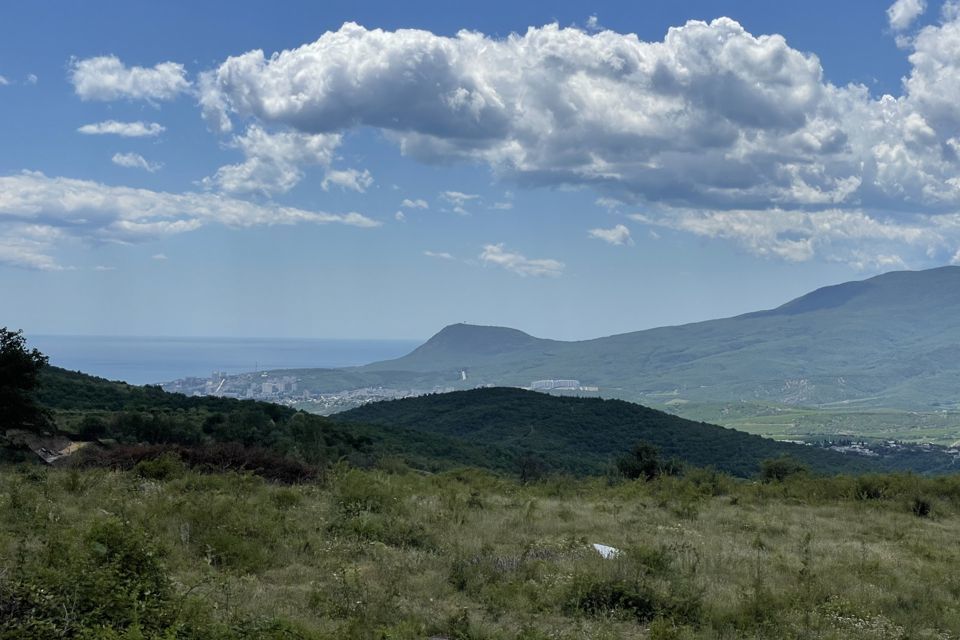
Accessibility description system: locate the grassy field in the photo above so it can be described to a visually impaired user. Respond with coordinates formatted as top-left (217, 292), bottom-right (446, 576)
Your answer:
top-left (663, 401), bottom-right (960, 446)
top-left (4, 462), bottom-right (960, 639)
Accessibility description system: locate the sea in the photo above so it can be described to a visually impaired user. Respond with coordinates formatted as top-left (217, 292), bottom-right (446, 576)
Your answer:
top-left (30, 335), bottom-right (422, 386)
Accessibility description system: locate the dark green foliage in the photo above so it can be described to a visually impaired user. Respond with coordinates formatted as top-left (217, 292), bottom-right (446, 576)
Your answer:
top-left (517, 450), bottom-right (547, 483)
top-left (336, 388), bottom-right (878, 477)
top-left (617, 441), bottom-right (678, 480)
top-left (760, 456), bottom-right (810, 482)
top-left (912, 496), bottom-right (933, 517)
top-left (0, 327), bottom-right (50, 434)
top-left (566, 575), bottom-right (659, 620)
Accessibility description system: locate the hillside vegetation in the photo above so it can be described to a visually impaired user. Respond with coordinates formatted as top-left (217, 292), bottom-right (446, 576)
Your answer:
top-left (335, 388), bottom-right (960, 476)
top-left (4, 464), bottom-right (960, 639)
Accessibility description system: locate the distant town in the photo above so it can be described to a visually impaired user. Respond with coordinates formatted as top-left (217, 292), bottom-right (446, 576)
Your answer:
top-left (161, 371), bottom-right (601, 415)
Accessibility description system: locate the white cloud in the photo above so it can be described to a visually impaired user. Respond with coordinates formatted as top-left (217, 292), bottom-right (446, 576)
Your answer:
top-left (588, 224), bottom-right (633, 245)
top-left (491, 201), bottom-right (513, 210)
top-left (151, 15), bottom-right (960, 267)
top-left (0, 75), bottom-right (9, 86)
top-left (152, 253), bottom-right (168, 260)
top-left (0, 171), bottom-right (379, 270)
top-left (480, 243), bottom-right (564, 277)
top-left (424, 250), bottom-right (454, 260)
top-left (112, 152), bottom-right (162, 172)
top-left (595, 197), bottom-right (622, 210)
top-left (401, 198), bottom-right (429, 209)
top-left (321, 167), bottom-right (374, 192)
top-left (204, 125), bottom-right (341, 195)
top-left (630, 208), bottom-right (953, 266)
top-left (441, 191), bottom-right (479, 206)
top-left (93, 265), bottom-right (116, 271)
top-left (26, 74), bottom-right (37, 85)
top-left (441, 191), bottom-right (479, 215)
top-left (70, 55), bottom-right (190, 101)
top-left (78, 120), bottom-right (165, 137)
top-left (888, 0), bottom-right (927, 31)
top-left (394, 211), bottom-right (406, 222)
top-left (196, 19), bottom-right (960, 220)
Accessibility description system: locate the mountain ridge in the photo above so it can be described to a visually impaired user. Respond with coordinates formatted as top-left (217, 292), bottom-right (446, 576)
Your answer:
top-left (278, 266), bottom-right (960, 414)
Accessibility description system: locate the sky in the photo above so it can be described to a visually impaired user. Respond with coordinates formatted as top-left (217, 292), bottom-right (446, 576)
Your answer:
top-left (2, 0), bottom-right (960, 340)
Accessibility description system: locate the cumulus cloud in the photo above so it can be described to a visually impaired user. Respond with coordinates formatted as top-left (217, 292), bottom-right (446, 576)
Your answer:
top-left (26, 74), bottom-right (38, 85)
top-left (480, 243), bottom-right (564, 277)
top-left (588, 224), bottom-right (633, 245)
top-left (112, 152), bottom-right (162, 172)
top-left (78, 120), bottom-right (165, 137)
top-left (629, 208), bottom-right (956, 267)
top-left (152, 253), bottom-right (168, 260)
top-left (491, 202), bottom-right (513, 210)
top-left (48, 14), bottom-right (960, 268)
top-left (70, 55), bottom-right (190, 101)
top-left (401, 198), bottom-right (429, 209)
top-left (321, 167), bottom-right (373, 192)
top-left (424, 250), bottom-right (454, 260)
top-left (394, 211), bottom-right (406, 222)
top-left (0, 75), bottom-right (9, 86)
top-left (195, 19), bottom-right (960, 224)
top-left (888, 0), bottom-right (927, 30)
top-left (0, 171), bottom-right (379, 270)
top-left (203, 125), bottom-right (341, 194)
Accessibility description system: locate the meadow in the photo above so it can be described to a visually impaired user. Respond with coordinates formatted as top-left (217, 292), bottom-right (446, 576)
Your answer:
top-left (3, 461), bottom-right (960, 639)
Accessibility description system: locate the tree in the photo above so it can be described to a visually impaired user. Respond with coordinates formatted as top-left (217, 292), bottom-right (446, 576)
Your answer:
top-left (617, 441), bottom-right (668, 481)
top-left (759, 456), bottom-right (809, 482)
top-left (516, 451), bottom-right (546, 484)
top-left (0, 328), bottom-right (50, 433)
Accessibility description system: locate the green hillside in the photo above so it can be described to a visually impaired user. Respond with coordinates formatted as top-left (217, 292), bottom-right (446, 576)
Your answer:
top-left (334, 388), bottom-right (887, 477)
top-left (19, 366), bottom-right (524, 474)
top-left (20, 365), bottom-right (959, 479)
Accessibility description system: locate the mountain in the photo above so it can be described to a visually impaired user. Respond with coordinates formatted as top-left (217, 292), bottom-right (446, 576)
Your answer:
top-left (286, 266), bottom-right (960, 413)
top-left (334, 387), bottom-right (883, 477)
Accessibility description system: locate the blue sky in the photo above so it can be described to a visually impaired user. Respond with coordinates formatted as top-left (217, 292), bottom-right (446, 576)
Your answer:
top-left (1, 0), bottom-right (958, 340)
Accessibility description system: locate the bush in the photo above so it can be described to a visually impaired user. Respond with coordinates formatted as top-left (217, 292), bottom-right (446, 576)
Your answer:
top-left (855, 474), bottom-right (891, 500)
top-left (566, 574), bottom-right (659, 621)
top-left (912, 496), bottom-right (932, 517)
top-left (617, 442), bottom-right (679, 481)
top-left (134, 452), bottom-right (184, 480)
top-left (0, 518), bottom-right (175, 637)
top-left (760, 456), bottom-right (809, 482)
top-left (79, 443), bottom-right (320, 483)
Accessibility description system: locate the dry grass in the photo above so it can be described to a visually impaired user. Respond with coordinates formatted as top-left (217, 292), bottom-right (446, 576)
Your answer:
top-left (3, 464), bottom-right (960, 638)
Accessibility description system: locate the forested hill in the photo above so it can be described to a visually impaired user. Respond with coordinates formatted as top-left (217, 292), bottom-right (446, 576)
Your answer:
top-left (29, 366), bottom-right (521, 473)
top-left (333, 388), bottom-right (881, 477)
top-left (21, 366), bottom-right (960, 477)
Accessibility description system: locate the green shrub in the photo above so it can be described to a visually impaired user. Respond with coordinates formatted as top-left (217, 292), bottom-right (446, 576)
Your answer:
top-left (134, 452), bottom-right (184, 480)
top-left (565, 574), bottom-right (659, 621)
top-left (855, 474), bottom-right (891, 500)
top-left (912, 496), bottom-right (933, 517)
top-left (760, 456), bottom-right (809, 482)
top-left (0, 518), bottom-right (175, 638)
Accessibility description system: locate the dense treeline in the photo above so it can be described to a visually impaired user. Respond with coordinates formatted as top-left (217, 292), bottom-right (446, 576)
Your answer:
top-left (336, 388), bottom-right (881, 477)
